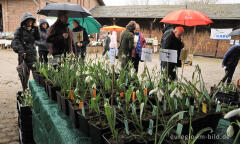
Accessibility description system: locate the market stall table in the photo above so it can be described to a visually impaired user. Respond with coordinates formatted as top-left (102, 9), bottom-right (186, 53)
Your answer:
top-left (29, 80), bottom-right (91, 144)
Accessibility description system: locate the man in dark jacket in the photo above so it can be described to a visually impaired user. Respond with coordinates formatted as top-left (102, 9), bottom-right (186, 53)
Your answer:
top-left (222, 44), bottom-right (240, 84)
top-left (47, 11), bottom-right (75, 58)
top-left (71, 20), bottom-right (90, 61)
top-left (35, 18), bottom-right (49, 63)
top-left (102, 32), bottom-right (111, 56)
top-left (118, 21), bottom-right (137, 69)
top-left (160, 27), bottom-right (184, 80)
top-left (11, 13), bottom-right (40, 90)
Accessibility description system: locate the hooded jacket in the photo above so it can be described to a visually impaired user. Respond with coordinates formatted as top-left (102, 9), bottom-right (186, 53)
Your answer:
top-left (11, 13), bottom-right (40, 67)
top-left (222, 45), bottom-right (240, 68)
top-left (35, 18), bottom-right (49, 52)
top-left (47, 19), bottom-right (75, 55)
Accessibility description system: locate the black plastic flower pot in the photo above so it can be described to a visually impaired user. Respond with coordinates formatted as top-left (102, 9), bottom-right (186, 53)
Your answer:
top-left (48, 85), bottom-right (61, 101)
top-left (61, 95), bottom-right (69, 115)
top-left (32, 71), bottom-right (40, 84)
top-left (19, 127), bottom-right (35, 144)
top-left (38, 74), bottom-right (46, 87)
top-left (76, 111), bottom-right (90, 136)
top-left (56, 91), bottom-right (62, 110)
top-left (215, 92), bottom-right (238, 104)
top-left (181, 112), bottom-right (222, 143)
top-left (102, 131), bottom-right (135, 144)
top-left (68, 100), bottom-right (79, 128)
top-left (89, 115), bottom-right (110, 144)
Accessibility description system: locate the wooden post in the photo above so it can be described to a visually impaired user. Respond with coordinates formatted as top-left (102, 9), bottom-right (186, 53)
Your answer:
top-left (190, 26), bottom-right (196, 54)
top-left (150, 21), bottom-right (153, 38)
top-left (215, 40), bottom-right (219, 58)
top-left (113, 18), bottom-right (116, 25)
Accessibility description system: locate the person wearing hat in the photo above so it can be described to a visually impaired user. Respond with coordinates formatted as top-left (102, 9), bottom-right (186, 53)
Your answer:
top-left (35, 18), bottom-right (49, 63)
top-left (72, 20), bottom-right (90, 61)
top-left (47, 11), bottom-right (75, 59)
top-left (11, 12), bottom-right (40, 90)
top-left (160, 26), bottom-right (185, 80)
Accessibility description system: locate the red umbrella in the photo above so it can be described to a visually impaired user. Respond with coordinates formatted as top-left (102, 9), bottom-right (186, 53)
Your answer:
top-left (160, 9), bottom-right (213, 26)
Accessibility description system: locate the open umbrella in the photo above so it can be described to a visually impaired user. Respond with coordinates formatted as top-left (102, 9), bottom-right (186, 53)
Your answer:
top-left (160, 9), bottom-right (213, 26)
top-left (37, 3), bottom-right (91, 18)
top-left (228, 29), bottom-right (240, 36)
top-left (68, 17), bottom-right (102, 34)
top-left (101, 25), bottom-right (126, 32)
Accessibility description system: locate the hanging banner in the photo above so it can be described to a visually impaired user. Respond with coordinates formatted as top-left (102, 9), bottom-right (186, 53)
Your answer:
top-left (210, 28), bottom-right (232, 40)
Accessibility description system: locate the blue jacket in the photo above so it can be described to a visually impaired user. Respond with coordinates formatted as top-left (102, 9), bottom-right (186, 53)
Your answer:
top-left (222, 44), bottom-right (240, 68)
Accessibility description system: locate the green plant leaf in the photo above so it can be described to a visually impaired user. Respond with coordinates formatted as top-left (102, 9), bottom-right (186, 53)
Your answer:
top-left (191, 127), bottom-right (213, 144)
top-left (167, 111), bottom-right (187, 127)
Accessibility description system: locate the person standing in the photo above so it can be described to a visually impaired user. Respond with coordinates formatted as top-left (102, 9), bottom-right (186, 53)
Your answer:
top-left (71, 20), bottom-right (90, 61)
top-left (47, 11), bottom-right (75, 59)
top-left (132, 23), bottom-right (146, 73)
top-left (118, 21), bottom-right (137, 69)
top-left (35, 18), bottom-right (49, 63)
top-left (222, 44), bottom-right (240, 84)
top-left (160, 27), bottom-right (184, 80)
top-left (102, 32), bottom-right (111, 56)
top-left (11, 13), bottom-right (40, 90)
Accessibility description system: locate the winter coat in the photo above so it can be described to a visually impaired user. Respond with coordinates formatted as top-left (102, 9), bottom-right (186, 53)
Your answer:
top-left (135, 32), bottom-right (146, 58)
top-left (104, 36), bottom-right (111, 51)
top-left (35, 18), bottom-right (49, 52)
top-left (118, 29), bottom-right (135, 67)
top-left (11, 13), bottom-right (40, 67)
top-left (110, 31), bottom-right (117, 48)
top-left (222, 44), bottom-right (240, 68)
top-left (46, 19), bottom-right (75, 55)
top-left (161, 30), bottom-right (184, 67)
top-left (72, 26), bottom-right (89, 53)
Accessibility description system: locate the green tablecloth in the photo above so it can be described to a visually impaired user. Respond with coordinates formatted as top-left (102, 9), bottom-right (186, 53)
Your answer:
top-left (29, 80), bottom-right (91, 144)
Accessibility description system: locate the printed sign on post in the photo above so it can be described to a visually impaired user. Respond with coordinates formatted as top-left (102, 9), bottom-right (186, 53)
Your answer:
top-left (210, 28), bottom-right (232, 40)
top-left (109, 48), bottom-right (116, 65)
top-left (73, 31), bottom-right (83, 42)
top-left (159, 49), bottom-right (178, 63)
top-left (141, 48), bottom-right (153, 62)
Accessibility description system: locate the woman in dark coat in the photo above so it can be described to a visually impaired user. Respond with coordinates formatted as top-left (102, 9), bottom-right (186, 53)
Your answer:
top-left (72, 20), bottom-right (90, 61)
top-left (11, 12), bottom-right (40, 90)
top-left (35, 18), bottom-right (49, 63)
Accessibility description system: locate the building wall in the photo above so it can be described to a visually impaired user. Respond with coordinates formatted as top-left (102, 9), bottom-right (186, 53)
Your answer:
top-left (0, 0), bottom-right (101, 32)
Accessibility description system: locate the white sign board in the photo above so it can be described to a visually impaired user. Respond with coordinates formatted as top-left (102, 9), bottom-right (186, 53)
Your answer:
top-left (141, 48), bottom-right (152, 62)
top-left (159, 49), bottom-right (177, 63)
top-left (235, 40), bottom-right (239, 45)
top-left (210, 28), bottom-right (232, 40)
top-left (230, 40), bottom-right (234, 45)
top-left (109, 48), bottom-right (116, 65)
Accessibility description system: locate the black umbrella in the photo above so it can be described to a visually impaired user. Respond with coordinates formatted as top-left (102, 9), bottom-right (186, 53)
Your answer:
top-left (16, 60), bottom-right (29, 91)
top-left (37, 3), bottom-right (91, 18)
top-left (228, 29), bottom-right (240, 36)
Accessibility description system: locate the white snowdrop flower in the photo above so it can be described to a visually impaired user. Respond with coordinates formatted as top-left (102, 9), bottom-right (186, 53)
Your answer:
top-left (61, 63), bottom-right (64, 67)
top-left (55, 68), bottom-right (59, 72)
top-left (130, 68), bottom-right (135, 77)
top-left (157, 90), bottom-right (163, 102)
top-left (224, 108), bottom-right (240, 119)
top-left (122, 54), bottom-right (126, 58)
top-left (176, 89), bottom-right (183, 99)
top-left (76, 71), bottom-right (80, 76)
top-left (226, 125), bottom-right (234, 137)
top-left (92, 83), bottom-right (96, 89)
top-left (170, 88), bottom-right (177, 98)
top-left (57, 58), bottom-right (61, 63)
top-left (149, 87), bottom-right (158, 95)
top-left (70, 65), bottom-right (74, 70)
top-left (85, 76), bottom-right (92, 83)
